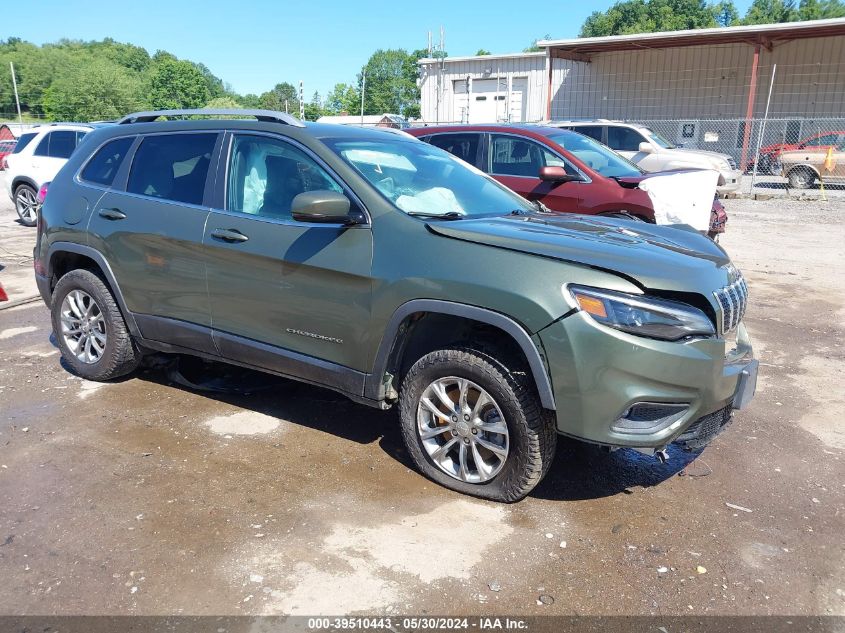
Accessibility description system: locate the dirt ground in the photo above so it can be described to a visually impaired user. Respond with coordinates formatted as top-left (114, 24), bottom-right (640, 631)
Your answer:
top-left (0, 193), bottom-right (843, 617)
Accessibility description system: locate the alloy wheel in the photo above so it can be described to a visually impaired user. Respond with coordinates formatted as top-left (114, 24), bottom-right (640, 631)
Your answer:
top-left (59, 289), bottom-right (107, 364)
top-left (416, 376), bottom-right (509, 483)
top-left (15, 187), bottom-right (38, 225)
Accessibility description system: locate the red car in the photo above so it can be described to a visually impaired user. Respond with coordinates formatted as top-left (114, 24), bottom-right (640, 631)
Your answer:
top-left (750, 130), bottom-right (845, 174)
top-left (408, 125), bottom-right (722, 232)
top-left (0, 138), bottom-right (17, 170)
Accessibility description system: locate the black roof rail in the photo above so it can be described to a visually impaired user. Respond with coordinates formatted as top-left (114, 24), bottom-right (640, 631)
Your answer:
top-left (117, 109), bottom-right (306, 127)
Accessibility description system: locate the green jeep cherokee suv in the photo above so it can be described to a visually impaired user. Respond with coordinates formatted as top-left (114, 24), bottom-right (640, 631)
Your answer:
top-left (34, 109), bottom-right (757, 501)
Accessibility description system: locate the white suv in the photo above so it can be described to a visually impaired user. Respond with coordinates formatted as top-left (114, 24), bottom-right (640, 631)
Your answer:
top-left (3, 123), bottom-right (94, 226)
top-left (551, 120), bottom-right (742, 195)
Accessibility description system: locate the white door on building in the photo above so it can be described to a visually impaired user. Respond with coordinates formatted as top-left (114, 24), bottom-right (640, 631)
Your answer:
top-left (453, 78), bottom-right (527, 124)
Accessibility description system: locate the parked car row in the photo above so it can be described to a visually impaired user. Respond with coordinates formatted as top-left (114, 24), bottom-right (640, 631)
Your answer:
top-left (3, 123), bottom-right (97, 226)
top-left (550, 120), bottom-right (742, 195)
top-left (407, 124), bottom-right (726, 238)
top-left (33, 108), bottom-right (756, 501)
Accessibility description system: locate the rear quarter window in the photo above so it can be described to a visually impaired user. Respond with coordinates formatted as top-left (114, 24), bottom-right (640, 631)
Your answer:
top-left (80, 136), bottom-right (135, 187)
top-left (12, 133), bottom-right (36, 154)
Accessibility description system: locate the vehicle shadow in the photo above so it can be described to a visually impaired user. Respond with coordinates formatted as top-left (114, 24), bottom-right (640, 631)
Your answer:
top-left (99, 354), bottom-right (702, 502)
top-left (530, 440), bottom-right (701, 501)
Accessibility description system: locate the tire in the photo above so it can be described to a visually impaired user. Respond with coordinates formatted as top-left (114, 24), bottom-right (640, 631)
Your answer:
top-left (14, 184), bottom-right (38, 227)
top-left (398, 347), bottom-right (556, 502)
top-left (787, 167), bottom-right (816, 190)
top-left (51, 269), bottom-right (140, 381)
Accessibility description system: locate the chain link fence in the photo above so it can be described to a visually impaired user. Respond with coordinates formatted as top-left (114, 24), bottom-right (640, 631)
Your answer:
top-left (576, 117), bottom-right (845, 198)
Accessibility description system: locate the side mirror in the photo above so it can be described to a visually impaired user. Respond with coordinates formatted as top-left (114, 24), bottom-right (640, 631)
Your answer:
top-left (638, 141), bottom-right (654, 154)
top-left (291, 190), bottom-right (359, 224)
top-left (539, 166), bottom-right (582, 183)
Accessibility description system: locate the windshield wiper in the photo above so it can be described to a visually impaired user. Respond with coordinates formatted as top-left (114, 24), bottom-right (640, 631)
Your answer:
top-left (406, 211), bottom-right (464, 220)
top-left (531, 200), bottom-right (552, 214)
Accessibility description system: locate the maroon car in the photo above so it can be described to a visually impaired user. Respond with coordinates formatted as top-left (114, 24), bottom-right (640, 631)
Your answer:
top-left (0, 138), bottom-right (16, 170)
top-left (408, 125), bottom-right (724, 237)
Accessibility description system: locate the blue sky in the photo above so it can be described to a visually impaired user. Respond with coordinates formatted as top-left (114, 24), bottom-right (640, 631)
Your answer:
top-left (6, 0), bottom-right (753, 99)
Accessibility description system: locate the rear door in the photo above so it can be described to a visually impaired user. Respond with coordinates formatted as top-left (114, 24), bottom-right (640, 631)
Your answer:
top-left (203, 132), bottom-right (374, 376)
top-left (88, 131), bottom-right (220, 352)
top-left (32, 130), bottom-right (87, 184)
top-left (487, 133), bottom-right (586, 212)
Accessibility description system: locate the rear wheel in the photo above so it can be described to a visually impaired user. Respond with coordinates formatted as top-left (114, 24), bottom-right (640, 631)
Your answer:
top-left (51, 269), bottom-right (140, 381)
top-left (398, 347), bottom-right (556, 502)
top-left (787, 167), bottom-right (816, 190)
top-left (14, 184), bottom-right (38, 227)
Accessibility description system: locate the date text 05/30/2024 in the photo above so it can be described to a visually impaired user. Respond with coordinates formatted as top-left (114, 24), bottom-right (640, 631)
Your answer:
top-left (306, 617), bottom-right (529, 630)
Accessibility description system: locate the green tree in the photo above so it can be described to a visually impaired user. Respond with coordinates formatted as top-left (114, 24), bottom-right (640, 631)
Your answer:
top-left (239, 93), bottom-right (262, 108)
top-left (475, 49), bottom-right (492, 56)
top-left (712, 0), bottom-right (740, 25)
top-left (42, 58), bottom-right (143, 121)
top-left (523, 35), bottom-right (550, 52)
top-left (324, 83), bottom-right (359, 114)
top-left (259, 82), bottom-right (298, 112)
top-left (358, 48), bottom-right (420, 117)
top-left (741, 0), bottom-right (798, 23)
top-left (147, 57), bottom-right (210, 109)
top-left (204, 96), bottom-right (242, 109)
top-left (797, 0), bottom-right (845, 18)
top-left (579, 0), bottom-right (725, 36)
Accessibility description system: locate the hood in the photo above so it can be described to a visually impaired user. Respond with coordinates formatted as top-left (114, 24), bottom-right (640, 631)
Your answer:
top-left (427, 214), bottom-right (732, 293)
top-left (672, 147), bottom-right (732, 165)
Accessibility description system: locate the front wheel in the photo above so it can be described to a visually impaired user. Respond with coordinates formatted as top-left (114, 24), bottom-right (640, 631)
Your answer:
top-left (398, 348), bottom-right (556, 502)
top-left (14, 184), bottom-right (38, 227)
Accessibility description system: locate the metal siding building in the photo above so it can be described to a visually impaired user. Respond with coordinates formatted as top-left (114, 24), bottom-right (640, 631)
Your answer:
top-left (418, 19), bottom-right (845, 123)
top-left (418, 52), bottom-right (548, 124)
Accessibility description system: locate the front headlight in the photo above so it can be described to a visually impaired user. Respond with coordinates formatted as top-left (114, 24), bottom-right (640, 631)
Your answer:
top-left (568, 285), bottom-right (715, 341)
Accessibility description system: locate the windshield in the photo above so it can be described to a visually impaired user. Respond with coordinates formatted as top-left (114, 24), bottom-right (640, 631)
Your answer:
top-left (546, 131), bottom-right (642, 178)
top-left (643, 128), bottom-right (676, 149)
top-left (324, 137), bottom-right (534, 219)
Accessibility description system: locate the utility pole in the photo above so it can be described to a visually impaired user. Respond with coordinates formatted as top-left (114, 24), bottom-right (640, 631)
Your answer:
top-left (360, 70), bottom-right (366, 125)
top-left (299, 81), bottom-right (305, 120)
top-left (10, 62), bottom-right (22, 125)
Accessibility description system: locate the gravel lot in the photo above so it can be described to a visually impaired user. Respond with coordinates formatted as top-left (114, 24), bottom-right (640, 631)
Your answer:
top-left (0, 193), bottom-right (843, 617)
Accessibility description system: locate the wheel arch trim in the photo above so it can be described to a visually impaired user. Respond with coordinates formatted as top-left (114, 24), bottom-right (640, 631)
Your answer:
top-left (368, 299), bottom-right (556, 410)
top-left (46, 242), bottom-right (141, 337)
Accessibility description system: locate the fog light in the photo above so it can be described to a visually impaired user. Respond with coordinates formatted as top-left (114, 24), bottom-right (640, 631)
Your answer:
top-left (612, 402), bottom-right (689, 435)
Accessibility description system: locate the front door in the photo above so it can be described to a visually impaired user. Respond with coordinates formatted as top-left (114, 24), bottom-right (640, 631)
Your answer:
top-left (487, 133), bottom-right (585, 212)
top-left (88, 132), bottom-right (219, 342)
top-left (203, 133), bottom-right (373, 376)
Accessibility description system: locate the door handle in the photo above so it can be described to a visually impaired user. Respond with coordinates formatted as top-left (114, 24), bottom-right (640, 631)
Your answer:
top-left (98, 208), bottom-right (126, 220)
top-left (210, 228), bottom-right (249, 243)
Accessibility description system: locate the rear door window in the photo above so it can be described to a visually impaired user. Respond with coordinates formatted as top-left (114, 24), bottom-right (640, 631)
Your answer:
top-left (12, 133), bottom-right (36, 154)
top-left (127, 133), bottom-right (217, 205)
top-left (426, 133), bottom-right (482, 168)
top-left (80, 137), bottom-right (135, 187)
top-left (33, 130), bottom-right (87, 159)
top-left (606, 126), bottom-right (646, 152)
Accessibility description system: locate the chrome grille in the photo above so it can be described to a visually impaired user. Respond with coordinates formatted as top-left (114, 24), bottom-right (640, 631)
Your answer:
top-left (713, 274), bottom-right (748, 334)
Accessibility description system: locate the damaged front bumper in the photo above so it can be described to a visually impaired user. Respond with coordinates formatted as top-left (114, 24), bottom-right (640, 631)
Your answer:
top-left (538, 312), bottom-right (757, 451)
